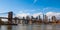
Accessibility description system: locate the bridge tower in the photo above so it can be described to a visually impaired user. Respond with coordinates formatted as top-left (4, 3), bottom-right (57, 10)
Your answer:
top-left (8, 11), bottom-right (13, 24)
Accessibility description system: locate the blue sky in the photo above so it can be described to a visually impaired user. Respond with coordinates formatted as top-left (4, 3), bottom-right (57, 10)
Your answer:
top-left (0, 0), bottom-right (60, 17)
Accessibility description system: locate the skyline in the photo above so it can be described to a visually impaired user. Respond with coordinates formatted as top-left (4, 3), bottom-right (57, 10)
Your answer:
top-left (0, 0), bottom-right (60, 19)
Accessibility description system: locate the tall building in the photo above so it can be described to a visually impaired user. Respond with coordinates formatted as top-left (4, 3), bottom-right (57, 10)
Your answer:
top-left (25, 16), bottom-right (30, 24)
top-left (0, 18), bottom-right (2, 24)
top-left (26, 16), bottom-right (30, 20)
top-left (35, 16), bottom-right (38, 20)
top-left (45, 15), bottom-right (48, 21)
top-left (51, 16), bottom-right (56, 23)
top-left (38, 15), bottom-right (42, 20)
top-left (23, 17), bottom-right (25, 20)
top-left (44, 15), bottom-right (48, 23)
top-left (31, 16), bottom-right (34, 19)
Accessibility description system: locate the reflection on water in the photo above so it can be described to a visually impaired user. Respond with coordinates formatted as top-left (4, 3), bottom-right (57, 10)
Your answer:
top-left (0, 24), bottom-right (60, 30)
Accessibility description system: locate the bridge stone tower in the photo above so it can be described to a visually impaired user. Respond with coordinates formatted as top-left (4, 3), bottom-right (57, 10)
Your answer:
top-left (8, 11), bottom-right (13, 24)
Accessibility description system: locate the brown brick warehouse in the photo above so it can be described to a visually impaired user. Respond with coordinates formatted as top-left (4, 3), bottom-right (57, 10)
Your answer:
top-left (0, 11), bottom-right (60, 25)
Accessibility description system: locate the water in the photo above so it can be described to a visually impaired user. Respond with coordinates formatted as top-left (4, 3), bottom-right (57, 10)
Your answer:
top-left (0, 24), bottom-right (60, 30)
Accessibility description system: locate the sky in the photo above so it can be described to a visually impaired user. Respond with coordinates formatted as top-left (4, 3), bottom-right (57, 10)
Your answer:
top-left (0, 0), bottom-right (60, 20)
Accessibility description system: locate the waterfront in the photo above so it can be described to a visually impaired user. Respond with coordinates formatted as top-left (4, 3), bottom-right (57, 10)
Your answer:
top-left (0, 24), bottom-right (60, 30)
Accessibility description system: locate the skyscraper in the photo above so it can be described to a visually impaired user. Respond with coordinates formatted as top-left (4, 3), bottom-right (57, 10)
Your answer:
top-left (51, 16), bottom-right (56, 23)
top-left (44, 15), bottom-right (48, 24)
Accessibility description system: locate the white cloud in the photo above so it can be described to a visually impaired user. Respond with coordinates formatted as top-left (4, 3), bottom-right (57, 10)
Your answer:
top-left (46, 12), bottom-right (56, 17)
top-left (2, 19), bottom-right (8, 21)
top-left (16, 12), bottom-right (43, 17)
top-left (43, 7), bottom-right (54, 10)
top-left (46, 12), bottom-right (60, 19)
top-left (16, 10), bottom-right (43, 18)
top-left (32, 12), bottom-right (43, 17)
top-left (16, 11), bottom-right (60, 20)
top-left (16, 13), bottom-right (30, 17)
top-left (16, 7), bottom-right (60, 19)
top-left (16, 10), bottom-right (41, 17)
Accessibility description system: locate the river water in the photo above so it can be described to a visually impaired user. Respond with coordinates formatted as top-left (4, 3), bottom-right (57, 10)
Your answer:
top-left (0, 24), bottom-right (60, 30)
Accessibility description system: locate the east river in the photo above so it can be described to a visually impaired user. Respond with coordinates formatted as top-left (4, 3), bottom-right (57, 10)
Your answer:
top-left (0, 24), bottom-right (60, 30)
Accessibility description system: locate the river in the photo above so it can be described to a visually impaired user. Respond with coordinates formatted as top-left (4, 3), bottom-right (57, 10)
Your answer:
top-left (0, 24), bottom-right (60, 30)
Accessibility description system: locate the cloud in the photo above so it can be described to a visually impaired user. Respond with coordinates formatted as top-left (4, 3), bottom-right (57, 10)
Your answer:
top-left (16, 11), bottom-right (60, 20)
top-left (43, 7), bottom-right (60, 11)
top-left (2, 19), bottom-right (8, 21)
top-left (16, 7), bottom-right (60, 20)
top-left (16, 10), bottom-right (43, 18)
top-left (32, 12), bottom-right (43, 17)
top-left (16, 13), bottom-right (30, 17)
top-left (16, 12), bottom-right (43, 17)
top-left (18, 9), bottom-right (36, 14)
top-left (46, 12), bottom-right (56, 17)
top-left (46, 12), bottom-right (60, 19)
top-left (16, 9), bottom-right (38, 17)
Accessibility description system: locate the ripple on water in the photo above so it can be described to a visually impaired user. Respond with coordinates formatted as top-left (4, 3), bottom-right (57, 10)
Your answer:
top-left (0, 24), bottom-right (60, 30)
